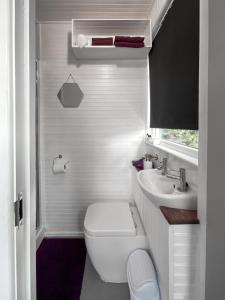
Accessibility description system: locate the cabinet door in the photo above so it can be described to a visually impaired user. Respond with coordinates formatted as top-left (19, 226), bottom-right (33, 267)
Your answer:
top-left (141, 194), bottom-right (170, 300)
top-left (172, 225), bottom-right (201, 299)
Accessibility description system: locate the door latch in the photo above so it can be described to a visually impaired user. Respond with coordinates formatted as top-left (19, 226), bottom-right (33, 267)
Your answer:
top-left (14, 192), bottom-right (23, 227)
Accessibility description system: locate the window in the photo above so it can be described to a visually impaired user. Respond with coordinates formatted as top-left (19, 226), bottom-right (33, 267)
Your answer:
top-left (148, 128), bottom-right (199, 160)
top-left (159, 129), bottom-right (198, 149)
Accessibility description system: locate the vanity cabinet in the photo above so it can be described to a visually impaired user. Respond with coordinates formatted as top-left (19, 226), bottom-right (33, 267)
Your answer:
top-left (132, 168), bottom-right (200, 300)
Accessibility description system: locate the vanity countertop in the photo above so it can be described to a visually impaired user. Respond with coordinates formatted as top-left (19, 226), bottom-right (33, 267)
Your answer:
top-left (160, 206), bottom-right (199, 225)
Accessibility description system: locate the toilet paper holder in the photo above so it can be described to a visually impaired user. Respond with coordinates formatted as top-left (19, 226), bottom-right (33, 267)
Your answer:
top-left (52, 154), bottom-right (70, 172)
top-left (53, 154), bottom-right (69, 160)
top-left (54, 154), bottom-right (63, 160)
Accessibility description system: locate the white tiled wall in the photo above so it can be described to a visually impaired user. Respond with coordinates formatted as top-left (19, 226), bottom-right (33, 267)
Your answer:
top-left (39, 23), bottom-right (148, 236)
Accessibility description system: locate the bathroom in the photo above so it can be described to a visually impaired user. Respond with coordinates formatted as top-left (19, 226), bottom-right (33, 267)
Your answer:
top-left (35, 0), bottom-right (199, 298)
top-left (1, 0), bottom-right (225, 299)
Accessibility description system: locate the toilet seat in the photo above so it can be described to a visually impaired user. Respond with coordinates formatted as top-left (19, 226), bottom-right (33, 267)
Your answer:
top-left (84, 202), bottom-right (136, 237)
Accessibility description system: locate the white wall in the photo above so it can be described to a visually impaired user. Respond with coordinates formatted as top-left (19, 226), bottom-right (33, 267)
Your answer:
top-left (198, 0), bottom-right (208, 298)
top-left (199, 0), bottom-right (225, 298)
top-left (39, 23), bottom-right (147, 236)
top-left (37, 0), bottom-right (156, 21)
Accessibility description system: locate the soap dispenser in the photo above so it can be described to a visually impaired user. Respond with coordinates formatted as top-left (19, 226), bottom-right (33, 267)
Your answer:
top-left (144, 154), bottom-right (153, 169)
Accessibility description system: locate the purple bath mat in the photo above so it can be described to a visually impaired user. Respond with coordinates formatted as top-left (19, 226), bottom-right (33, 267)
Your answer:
top-left (37, 238), bottom-right (86, 300)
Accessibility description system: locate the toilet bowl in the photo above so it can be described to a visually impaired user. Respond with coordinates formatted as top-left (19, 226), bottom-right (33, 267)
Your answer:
top-left (84, 202), bottom-right (148, 283)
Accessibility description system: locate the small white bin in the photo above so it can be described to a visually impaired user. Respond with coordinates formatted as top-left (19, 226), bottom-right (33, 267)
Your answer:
top-left (127, 249), bottom-right (160, 300)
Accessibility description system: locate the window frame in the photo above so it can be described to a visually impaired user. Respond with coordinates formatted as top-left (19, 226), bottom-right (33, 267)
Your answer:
top-left (148, 128), bottom-right (198, 161)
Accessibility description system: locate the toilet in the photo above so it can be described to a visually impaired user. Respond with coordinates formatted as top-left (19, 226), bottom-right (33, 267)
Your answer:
top-left (84, 202), bottom-right (148, 283)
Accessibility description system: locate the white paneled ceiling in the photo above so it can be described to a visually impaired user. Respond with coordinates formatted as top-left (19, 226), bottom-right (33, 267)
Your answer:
top-left (37, 0), bottom-right (156, 21)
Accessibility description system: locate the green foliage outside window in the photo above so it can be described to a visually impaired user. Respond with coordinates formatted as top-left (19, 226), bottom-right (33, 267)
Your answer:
top-left (160, 129), bottom-right (198, 149)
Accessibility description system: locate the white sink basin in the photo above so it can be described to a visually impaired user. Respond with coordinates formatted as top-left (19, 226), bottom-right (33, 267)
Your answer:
top-left (137, 169), bottom-right (197, 210)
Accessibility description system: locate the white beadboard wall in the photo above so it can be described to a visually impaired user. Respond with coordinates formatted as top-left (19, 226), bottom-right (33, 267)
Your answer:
top-left (37, 0), bottom-right (156, 21)
top-left (36, 0), bottom-right (173, 37)
top-left (39, 22), bottom-right (148, 236)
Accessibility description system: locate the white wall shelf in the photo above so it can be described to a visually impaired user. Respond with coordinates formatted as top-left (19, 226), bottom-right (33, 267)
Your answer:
top-left (71, 19), bottom-right (152, 60)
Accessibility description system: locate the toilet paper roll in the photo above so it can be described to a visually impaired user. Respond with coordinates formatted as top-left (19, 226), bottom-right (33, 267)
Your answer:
top-left (53, 157), bottom-right (69, 174)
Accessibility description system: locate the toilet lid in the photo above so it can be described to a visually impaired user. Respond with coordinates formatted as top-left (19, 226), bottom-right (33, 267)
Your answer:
top-left (84, 202), bottom-right (136, 237)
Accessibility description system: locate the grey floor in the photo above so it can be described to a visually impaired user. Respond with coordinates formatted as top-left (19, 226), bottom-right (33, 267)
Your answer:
top-left (80, 255), bottom-right (130, 300)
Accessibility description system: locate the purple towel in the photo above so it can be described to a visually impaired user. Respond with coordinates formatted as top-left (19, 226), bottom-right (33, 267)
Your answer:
top-left (115, 36), bottom-right (145, 43)
top-left (114, 42), bottom-right (144, 48)
top-left (132, 158), bottom-right (144, 172)
top-left (92, 37), bottom-right (113, 46)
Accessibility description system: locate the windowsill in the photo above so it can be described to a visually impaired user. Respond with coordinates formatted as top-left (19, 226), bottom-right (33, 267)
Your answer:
top-left (145, 139), bottom-right (198, 167)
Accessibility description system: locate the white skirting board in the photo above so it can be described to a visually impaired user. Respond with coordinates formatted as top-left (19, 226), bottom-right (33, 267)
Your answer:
top-left (36, 228), bottom-right (84, 250)
top-left (44, 231), bottom-right (84, 238)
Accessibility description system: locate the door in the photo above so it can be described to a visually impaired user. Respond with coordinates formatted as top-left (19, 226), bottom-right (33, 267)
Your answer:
top-left (0, 0), bottom-right (16, 299)
top-left (0, 0), bottom-right (36, 299)
top-left (14, 0), bottom-right (36, 299)
top-left (14, 0), bottom-right (27, 298)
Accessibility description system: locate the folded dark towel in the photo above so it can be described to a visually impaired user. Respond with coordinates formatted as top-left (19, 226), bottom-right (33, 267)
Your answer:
top-left (132, 158), bottom-right (144, 172)
top-left (92, 37), bottom-right (113, 46)
top-left (115, 36), bottom-right (145, 43)
top-left (115, 42), bottom-right (144, 48)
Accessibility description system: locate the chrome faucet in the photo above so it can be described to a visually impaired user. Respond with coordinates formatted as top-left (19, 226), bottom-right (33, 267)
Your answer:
top-left (166, 168), bottom-right (188, 192)
top-left (157, 157), bottom-right (168, 175)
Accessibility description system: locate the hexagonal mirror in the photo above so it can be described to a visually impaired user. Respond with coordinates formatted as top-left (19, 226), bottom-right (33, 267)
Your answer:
top-left (57, 75), bottom-right (84, 108)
